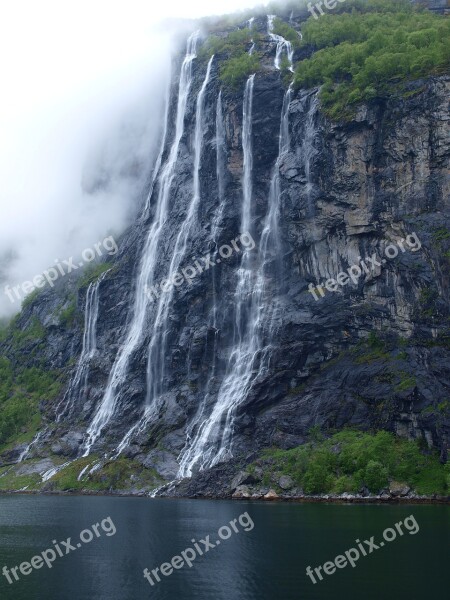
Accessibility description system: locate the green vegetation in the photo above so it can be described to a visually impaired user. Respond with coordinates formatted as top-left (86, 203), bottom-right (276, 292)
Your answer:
top-left (220, 53), bottom-right (261, 89)
top-left (432, 228), bottom-right (450, 244)
top-left (56, 295), bottom-right (79, 328)
top-left (200, 28), bottom-right (261, 90)
top-left (21, 288), bottom-right (43, 309)
top-left (353, 331), bottom-right (390, 364)
top-left (200, 28), bottom-right (258, 59)
top-left (418, 287), bottom-right (441, 320)
top-left (78, 262), bottom-right (112, 289)
top-left (48, 457), bottom-right (163, 492)
top-left (0, 465), bottom-right (42, 491)
top-left (294, 1), bottom-right (450, 119)
top-left (258, 429), bottom-right (448, 495)
top-left (0, 357), bottom-right (61, 448)
top-left (7, 316), bottom-right (46, 352)
top-left (394, 372), bottom-right (417, 392)
top-left (0, 455), bottom-right (164, 493)
top-left (271, 17), bottom-right (301, 48)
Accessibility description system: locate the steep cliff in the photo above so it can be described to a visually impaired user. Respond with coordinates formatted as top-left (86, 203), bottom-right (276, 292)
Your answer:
top-left (0, 4), bottom-right (449, 497)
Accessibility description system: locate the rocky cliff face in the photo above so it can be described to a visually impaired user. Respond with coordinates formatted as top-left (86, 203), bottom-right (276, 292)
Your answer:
top-left (1, 15), bottom-right (449, 494)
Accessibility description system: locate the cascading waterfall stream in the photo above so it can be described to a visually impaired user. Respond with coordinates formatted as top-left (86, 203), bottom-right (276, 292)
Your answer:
top-left (251, 84), bottom-right (293, 376)
top-left (143, 72), bottom-right (172, 215)
top-left (144, 55), bottom-right (214, 408)
top-left (211, 91), bottom-right (226, 333)
top-left (17, 429), bottom-right (45, 463)
top-left (55, 270), bottom-right (109, 423)
top-left (114, 54), bottom-right (215, 455)
top-left (267, 14), bottom-right (294, 72)
top-left (81, 32), bottom-right (199, 457)
top-left (248, 17), bottom-right (255, 55)
top-left (177, 89), bottom-right (227, 477)
top-left (301, 91), bottom-right (320, 218)
top-left (210, 82), bottom-right (293, 468)
top-left (178, 74), bottom-right (258, 476)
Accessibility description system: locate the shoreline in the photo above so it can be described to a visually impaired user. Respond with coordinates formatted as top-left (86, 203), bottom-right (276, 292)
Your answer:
top-left (0, 489), bottom-right (448, 504)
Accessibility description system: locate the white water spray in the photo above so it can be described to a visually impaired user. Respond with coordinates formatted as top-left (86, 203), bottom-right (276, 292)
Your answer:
top-left (81, 33), bottom-right (199, 457)
top-left (268, 15), bottom-right (294, 72)
top-left (178, 74), bottom-right (258, 475)
top-left (55, 270), bottom-right (109, 422)
top-left (115, 54), bottom-right (215, 456)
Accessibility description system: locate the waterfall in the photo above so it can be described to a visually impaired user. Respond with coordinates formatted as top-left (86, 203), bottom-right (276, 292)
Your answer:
top-left (215, 91), bottom-right (226, 218)
top-left (17, 429), bottom-right (45, 462)
top-left (177, 74), bottom-right (257, 475)
top-left (143, 69), bottom-right (172, 215)
top-left (177, 89), bottom-right (227, 477)
top-left (41, 461), bottom-right (73, 483)
top-left (268, 15), bottom-right (294, 72)
top-left (302, 92), bottom-right (320, 216)
top-left (114, 54), bottom-right (215, 456)
top-left (248, 17), bottom-right (256, 54)
top-left (55, 271), bottom-right (109, 423)
top-left (252, 84), bottom-right (293, 374)
top-left (144, 54), bottom-right (214, 409)
top-left (212, 90), bottom-right (226, 332)
top-left (81, 32), bottom-right (200, 457)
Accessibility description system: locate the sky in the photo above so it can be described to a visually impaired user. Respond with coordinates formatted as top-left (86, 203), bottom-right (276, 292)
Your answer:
top-left (0, 0), bottom-right (269, 317)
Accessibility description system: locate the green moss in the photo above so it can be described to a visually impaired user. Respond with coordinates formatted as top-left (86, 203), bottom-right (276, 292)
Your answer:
top-left (432, 227), bottom-right (450, 245)
top-left (199, 27), bottom-right (262, 90)
top-left (57, 297), bottom-right (78, 328)
top-left (220, 52), bottom-right (261, 90)
top-left (271, 17), bottom-right (301, 49)
top-left (21, 288), bottom-right (42, 309)
top-left (9, 316), bottom-right (46, 351)
top-left (255, 429), bottom-right (448, 496)
top-left (0, 467), bottom-right (42, 491)
top-left (294, 3), bottom-right (450, 120)
top-left (49, 457), bottom-right (98, 491)
top-left (0, 357), bottom-right (61, 449)
top-left (200, 28), bottom-right (258, 59)
top-left (394, 372), bottom-right (417, 392)
top-left (354, 332), bottom-right (390, 364)
top-left (78, 263), bottom-right (112, 289)
top-left (48, 457), bottom-right (163, 492)
top-left (333, 475), bottom-right (359, 494)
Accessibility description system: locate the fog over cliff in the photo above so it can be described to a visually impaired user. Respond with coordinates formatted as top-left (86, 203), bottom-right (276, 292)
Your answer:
top-left (0, 0), bottom-right (266, 318)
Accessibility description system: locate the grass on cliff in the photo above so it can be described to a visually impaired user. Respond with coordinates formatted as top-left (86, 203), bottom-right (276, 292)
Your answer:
top-left (200, 28), bottom-right (261, 90)
top-left (257, 429), bottom-right (449, 495)
top-left (46, 457), bottom-right (163, 492)
top-left (294, 0), bottom-right (450, 119)
top-left (0, 316), bottom-right (62, 450)
top-left (0, 357), bottom-right (61, 449)
top-left (271, 17), bottom-right (302, 49)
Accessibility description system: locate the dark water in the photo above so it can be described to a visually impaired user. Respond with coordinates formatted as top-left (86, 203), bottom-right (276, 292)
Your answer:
top-left (0, 496), bottom-right (448, 600)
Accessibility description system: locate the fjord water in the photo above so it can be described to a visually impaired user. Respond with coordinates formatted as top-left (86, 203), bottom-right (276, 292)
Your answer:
top-left (0, 497), bottom-right (448, 600)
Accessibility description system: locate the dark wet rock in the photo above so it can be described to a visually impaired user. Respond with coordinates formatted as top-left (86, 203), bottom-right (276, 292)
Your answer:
top-left (0, 19), bottom-right (448, 497)
top-left (389, 481), bottom-right (411, 497)
top-left (278, 475), bottom-right (295, 490)
top-left (232, 485), bottom-right (251, 499)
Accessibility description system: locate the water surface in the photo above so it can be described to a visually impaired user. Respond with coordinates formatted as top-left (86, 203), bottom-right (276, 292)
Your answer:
top-left (0, 496), bottom-right (448, 599)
